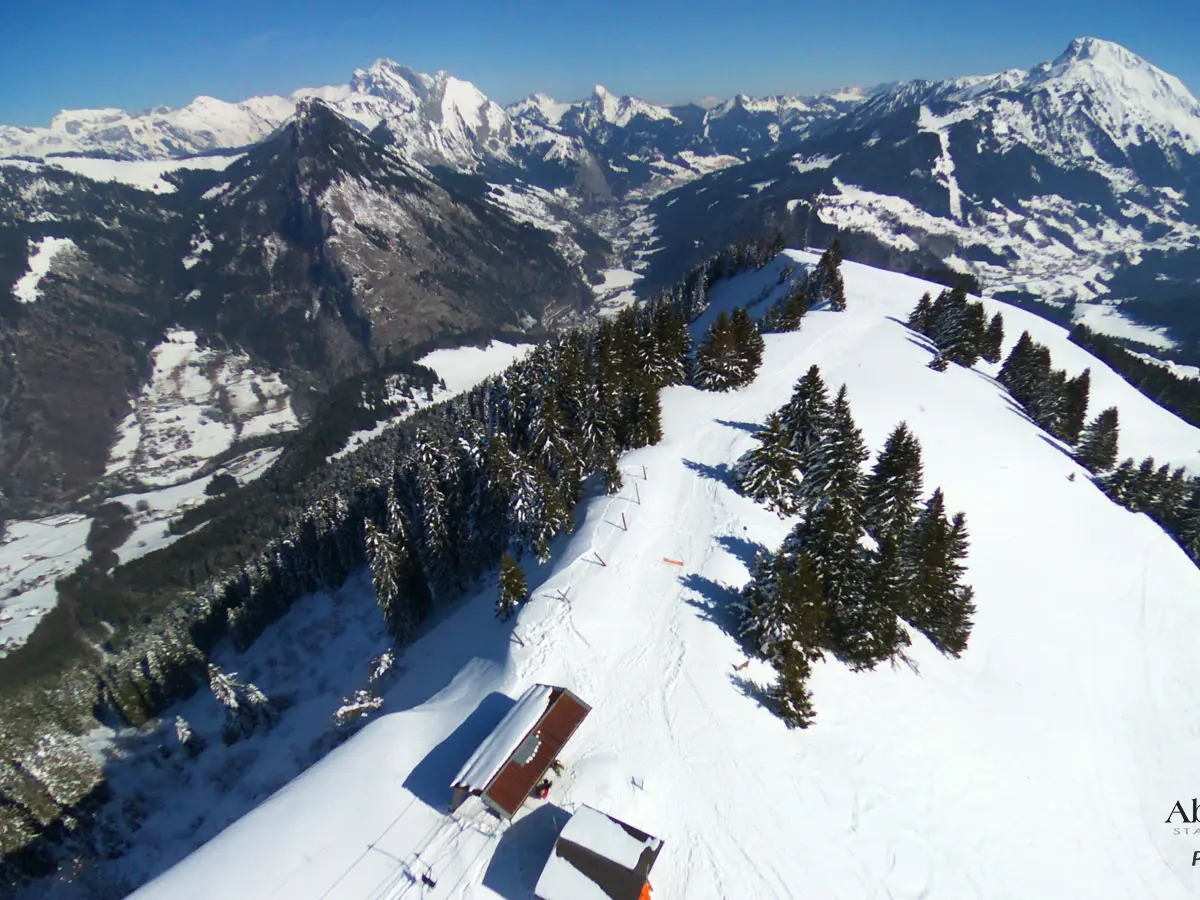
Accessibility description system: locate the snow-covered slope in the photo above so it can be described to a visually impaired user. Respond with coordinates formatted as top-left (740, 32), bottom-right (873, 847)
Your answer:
top-left (127, 254), bottom-right (1200, 899)
top-left (105, 329), bottom-right (297, 488)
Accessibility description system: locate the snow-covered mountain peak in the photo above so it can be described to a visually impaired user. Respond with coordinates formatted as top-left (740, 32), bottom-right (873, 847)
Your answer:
top-left (350, 59), bottom-right (434, 107)
top-left (582, 84), bottom-right (677, 127)
top-left (507, 93), bottom-right (572, 126)
top-left (1019, 36), bottom-right (1200, 152)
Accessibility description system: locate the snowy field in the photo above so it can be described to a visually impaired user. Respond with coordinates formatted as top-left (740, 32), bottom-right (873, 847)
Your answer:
top-left (33, 154), bottom-right (240, 193)
top-left (1073, 300), bottom-right (1179, 349)
top-left (11, 236), bottom-right (76, 303)
top-left (0, 446), bottom-right (283, 655)
top-left (118, 253), bottom-right (1200, 899)
top-left (417, 341), bottom-right (534, 394)
top-left (106, 329), bottom-right (297, 487)
top-left (329, 343), bottom-right (534, 462)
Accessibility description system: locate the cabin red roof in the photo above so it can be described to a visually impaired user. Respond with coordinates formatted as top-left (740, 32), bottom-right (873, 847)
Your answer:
top-left (451, 684), bottom-right (590, 819)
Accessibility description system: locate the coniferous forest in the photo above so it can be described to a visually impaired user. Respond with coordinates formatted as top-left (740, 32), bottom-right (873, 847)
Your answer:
top-left (735, 365), bottom-right (976, 728)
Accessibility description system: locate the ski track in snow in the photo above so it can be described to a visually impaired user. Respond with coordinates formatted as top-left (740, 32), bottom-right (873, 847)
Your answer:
top-left (122, 252), bottom-right (1200, 900)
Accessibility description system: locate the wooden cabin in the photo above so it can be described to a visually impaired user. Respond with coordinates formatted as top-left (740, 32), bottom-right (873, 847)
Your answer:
top-left (534, 805), bottom-right (664, 900)
top-left (450, 683), bottom-right (590, 819)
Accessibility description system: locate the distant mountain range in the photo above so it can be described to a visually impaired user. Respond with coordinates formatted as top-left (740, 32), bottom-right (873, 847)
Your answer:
top-left (3, 36), bottom-right (1200, 517)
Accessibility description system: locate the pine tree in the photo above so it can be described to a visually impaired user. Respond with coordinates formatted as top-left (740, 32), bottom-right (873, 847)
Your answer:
top-left (929, 287), bottom-right (984, 367)
top-left (1127, 456), bottom-right (1161, 513)
top-left (174, 715), bottom-right (204, 759)
top-left (497, 553), bottom-right (528, 620)
top-left (771, 278), bottom-right (810, 332)
top-left (864, 422), bottom-right (924, 545)
top-left (1101, 457), bottom-right (1136, 504)
top-left (1075, 406), bottom-right (1120, 473)
top-left (780, 365), bottom-right (832, 468)
top-left (816, 239), bottom-right (847, 310)
top-left (731, 307), bottom-right (765, 378)
top-left (694, 312), bottom-right (740, 391)
top-left (777, 551), bottom-right (828, 659)
top-left (861, 536), bottom-right (913, 662)
top-left (1155, 465), bottom-right (1191, 533)
top-left (1058, 369), bottom-right (1090, 444)
top-left (908, 292), bottom-right (934, 335)
top-left (733, 413), bottom-right (804, 515)
top-left (1174, 480), bottom-right (1200, 562)
top-left (998, 331), bottom-right (1037, 402)
top-left (602, 441), bottom-right (624, 494)
top-left (798, 384), bottom-right (868, 512)
top-left (781, 382), bottom-right (874, 664)
top-left (768, 642), bottom-right (816, 729)
top-left (901, 492), bottom-right (975, 656)
top-left (982, 311), bottom-right (1005, 364)
top-left (364, 519), bottom-right (420, 640)
top-left (741, 550), bottom-right (778, 657)
top-left (629, 383), bottom-right (664, 447)
top-left (923, 512), bottom-right (975, 656)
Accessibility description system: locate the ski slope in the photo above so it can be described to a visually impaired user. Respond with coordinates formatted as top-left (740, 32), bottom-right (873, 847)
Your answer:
top-left (131, 252), bottom-right (1200, 899)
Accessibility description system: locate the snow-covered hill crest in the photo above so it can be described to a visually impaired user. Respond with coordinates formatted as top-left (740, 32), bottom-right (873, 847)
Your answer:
top-left (109, 254), bottom-right (1200, 900)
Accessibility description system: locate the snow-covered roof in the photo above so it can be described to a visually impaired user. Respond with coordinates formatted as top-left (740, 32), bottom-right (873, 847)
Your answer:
top-left (451, 683), bottom-right (554, 792)
top-left (535, 805), bottom-right (663, 900)
top-left (535, 851), bottom-right (614, 900)
top-left (560, 805), bottom-right (661, 868)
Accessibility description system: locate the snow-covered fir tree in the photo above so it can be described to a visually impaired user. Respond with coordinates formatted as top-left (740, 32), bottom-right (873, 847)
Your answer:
top-left (814, 239), bottom-right (847, 310)
top-left (739, 550), bottom-right (785, 659)
top-left (982, 311), bottom-right (1005, 364)
top-left (908, 292), bottom-right (934, 334)
top-left (797, 384), bottom-right (868, 513)
top-left (780, 364), bottom-right (832, 468)
top-left (864, 422), bottom-right (924, 545)
top-left (1058, 369), bottom-right (1091, 444)
top-left (1075, 406), bottom-right (1120, 473)
top-left (497, 553), bottom-right (528, 620)
top-left (732, 413), bottom-right (803, 515)
top-left (769, 642), bottom-right (816, 729)
top-left (333, 689), bottom-right (384, 728)
top-left (174, 716), bottom-right (204, 759)
top-left (1101, 457), bottom-right (1137, 503)
top-left (900, 491), bottom-right (976, 656)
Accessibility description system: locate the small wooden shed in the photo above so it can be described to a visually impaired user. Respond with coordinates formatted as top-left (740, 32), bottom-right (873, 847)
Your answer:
top-left (450, 684), bottom-right (590, 819)
top-left (534, 805), bottom-right (664, 900)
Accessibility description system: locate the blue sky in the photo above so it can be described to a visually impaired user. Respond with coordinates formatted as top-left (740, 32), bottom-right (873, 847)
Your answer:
top-left (3, 0), bottom-right (1199, 125)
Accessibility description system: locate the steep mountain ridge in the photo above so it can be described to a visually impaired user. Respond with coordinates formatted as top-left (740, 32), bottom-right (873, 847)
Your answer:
top-left (641, 37), bottom-right (1200, 319)
top-left (0, 100), bottom-right (591, 517)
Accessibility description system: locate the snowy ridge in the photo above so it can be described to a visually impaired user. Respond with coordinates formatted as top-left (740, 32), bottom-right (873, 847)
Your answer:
top-left (128, 254), bottom-right (1200, 899)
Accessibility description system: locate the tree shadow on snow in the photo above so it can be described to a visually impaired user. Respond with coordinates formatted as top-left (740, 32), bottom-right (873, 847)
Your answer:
top-left (402, 691), bottom-right (516, 811)
top-left (1037, 432), bottom-right (1079, 467)
top-left (729, 671), bottom-right (775, 713)
top-left (714, 418), bottom-right (762, 435)
top-left (716, 534), bottom-right (765, 572)
top-left (680, 572), bottom-right (745, 644)
top-left (481, 803), bottom-right (570, 899)
top-left (682, 458), bottom-right (735, 487)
